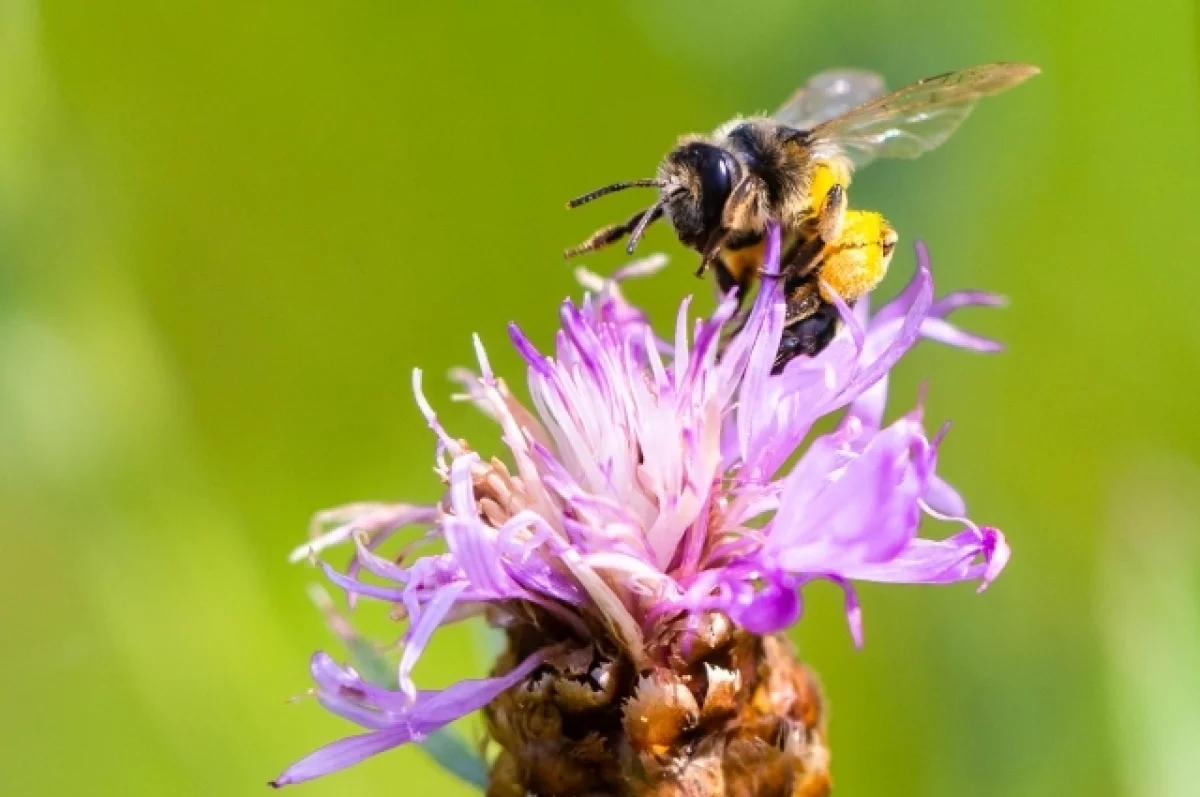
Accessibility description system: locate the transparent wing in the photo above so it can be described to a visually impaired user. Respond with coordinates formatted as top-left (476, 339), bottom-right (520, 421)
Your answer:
top-left (809, 62), bottom-right (1039, 169)
top-left (773, 69), bottom-right (888, 130)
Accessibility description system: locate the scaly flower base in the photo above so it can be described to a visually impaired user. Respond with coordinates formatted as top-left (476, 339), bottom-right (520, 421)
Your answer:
top-left (486, 614), bottom-right (829, 797)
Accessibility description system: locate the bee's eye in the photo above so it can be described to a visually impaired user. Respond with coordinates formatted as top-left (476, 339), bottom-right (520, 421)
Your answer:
top-left (697, 148), bottom-right (737, 227)
top-left (699, 150), bottom-right (733, 198)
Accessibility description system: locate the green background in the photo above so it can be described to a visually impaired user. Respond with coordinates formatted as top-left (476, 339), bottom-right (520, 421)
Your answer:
top-left (3, 1), bottom-right (1198, 795)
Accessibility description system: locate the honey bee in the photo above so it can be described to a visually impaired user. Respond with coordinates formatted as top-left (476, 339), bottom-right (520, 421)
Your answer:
top-left (565, 63), bottom-right (1038, 368)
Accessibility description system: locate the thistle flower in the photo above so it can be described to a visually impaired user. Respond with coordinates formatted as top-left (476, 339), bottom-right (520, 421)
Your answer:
top-left (273, 225), bottom-right (1008, 795)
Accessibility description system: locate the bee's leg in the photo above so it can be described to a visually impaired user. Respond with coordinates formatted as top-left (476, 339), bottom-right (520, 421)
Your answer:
top-left (697, 227), bottom-right (729, 277)
top-left (716, 265), bottom-right (758, 344)
top-left (713, 258), bottom-right (742, 298)
top-left (777, 303), bottom-right (841, 370)
top-left (816, 183), bottom-right (847, 243)
top-left (563, 206), bottom-right (660, 259)
top-left (774, 282), bottom-right (839, 373)
top-left (703, 174), bottom-right (769, 279)
top-left (814, 209), bottom-right (897, 305)
top-left (723, 175), bottom-right (769, 230)
top-left (771, 233), bottom-right (826, 281)
top-left (783, 281), bottom-right (823, 328)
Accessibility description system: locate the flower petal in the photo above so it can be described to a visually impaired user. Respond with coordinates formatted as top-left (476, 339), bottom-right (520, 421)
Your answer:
top-left (835, 526), bottom-right (1006, 587)
top-left (273, 648), bottom-right (550, 787)
top-left (770, 419), bottom-right (932, 572)
top-left (398, 580), bottom-right (469, 700)
top-left (270, 728), bottom-right (412, 787)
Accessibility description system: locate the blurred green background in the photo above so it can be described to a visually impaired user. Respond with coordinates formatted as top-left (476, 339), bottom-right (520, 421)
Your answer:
top-left (3, 1), bottom-right (1198, 795)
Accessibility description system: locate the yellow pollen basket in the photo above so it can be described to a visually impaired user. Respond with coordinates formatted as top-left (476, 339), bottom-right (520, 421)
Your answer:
top-left (818, 210), bottom-right (896, 304)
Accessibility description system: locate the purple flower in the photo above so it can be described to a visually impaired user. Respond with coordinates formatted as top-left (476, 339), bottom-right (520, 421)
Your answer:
top-left (274, 225), bottom-right (1008, 786)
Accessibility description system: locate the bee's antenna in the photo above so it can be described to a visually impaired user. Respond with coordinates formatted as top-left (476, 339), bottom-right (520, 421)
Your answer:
top-left (564, 206), bottom-right (654, 259)
top-left (625, 198), bottom-right (667, 255)
top-left (567, 179), bottom-right (664, 208)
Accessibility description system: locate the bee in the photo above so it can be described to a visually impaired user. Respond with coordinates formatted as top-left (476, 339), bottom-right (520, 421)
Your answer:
top-left (565, 63), bottom-right (1038, 368)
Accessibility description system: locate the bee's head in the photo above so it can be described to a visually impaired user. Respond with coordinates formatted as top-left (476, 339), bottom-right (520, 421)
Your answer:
top-left (562, 141), bottom-right (741, 259)
top-left (658, 142), bottom-right (742, 249)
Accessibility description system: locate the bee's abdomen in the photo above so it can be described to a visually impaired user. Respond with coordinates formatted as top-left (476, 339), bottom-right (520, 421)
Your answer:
top-left (717, 231), bottom-right (767, 290)
top-left (717, 227), bottom-right (817, 292)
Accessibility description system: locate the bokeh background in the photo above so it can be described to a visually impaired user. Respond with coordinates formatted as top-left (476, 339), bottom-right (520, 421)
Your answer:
top-left (3, 1), bottom-right (1199, 795)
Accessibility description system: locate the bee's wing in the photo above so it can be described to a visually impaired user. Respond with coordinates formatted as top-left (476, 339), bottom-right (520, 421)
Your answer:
top-left (808, 62), bottom-right (1039, 169)
top-left (773, 69), bottom-right (888, 130)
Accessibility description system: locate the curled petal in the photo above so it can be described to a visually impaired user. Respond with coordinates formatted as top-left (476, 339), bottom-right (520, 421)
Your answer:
top-left (677, 564), bottom-right (801, 635)
top-left (508, 322), bottom-right (553, 377)
top-left (930, 289), bottom-right (1007, 317)
top-left (727, 571), bottom-right (801, 634)
top-left (824, 280), bottom-right (865, 354)
top-left (398, 581), bottom-right (469, 700)
top-left (412, 369), bottom-right (463, 456)
top-left (979, 526), bottom-right (1010, 591)
top-left (321, 562), bottom-right (409, 603)
top-left (924, 474), bottom-right (968, 519)
top-left (834, 525), bottom-right (1006, 587)
top-left (830, 247), bottom-right (934, 412)
top-left (290, 503), bottom-right (436, 564)
top-left (823, 575), bottom-right (864, 647)
top-left (272, 648), bottom-right (549, 787)
top-left (920, 317), bottom-right (1003, 352)
top-left (870, 253), bottom-right (930, 328)
top-left (446, 456), bottom-right (519, 597)
top-left (270, 728), bottom-right (413, 788)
